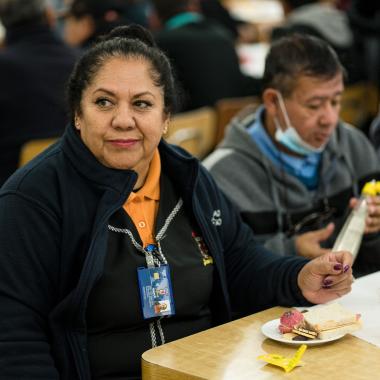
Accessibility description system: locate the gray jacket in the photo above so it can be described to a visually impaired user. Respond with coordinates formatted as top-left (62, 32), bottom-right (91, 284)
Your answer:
top-left (204, 107), bottom-right (380, 275)
top-left (286, 3), bottom-right (353, 48)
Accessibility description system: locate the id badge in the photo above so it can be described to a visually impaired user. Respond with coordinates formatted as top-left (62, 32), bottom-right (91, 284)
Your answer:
top-left (137, 265), bottom-right (175, 319)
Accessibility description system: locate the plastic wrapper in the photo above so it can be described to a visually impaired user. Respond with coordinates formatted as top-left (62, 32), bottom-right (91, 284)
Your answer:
top-left (257, 344), bottom-right (307, 373)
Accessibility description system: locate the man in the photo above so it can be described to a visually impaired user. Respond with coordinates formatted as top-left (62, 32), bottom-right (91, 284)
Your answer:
top-left (272, 0), bottom-right (365, 85)
top-left (204, 34), bottom-right (380, 277)
top-left (0, 0), bottom-right (78, 186)
top-left (150, 0), bottom-right (261, 111)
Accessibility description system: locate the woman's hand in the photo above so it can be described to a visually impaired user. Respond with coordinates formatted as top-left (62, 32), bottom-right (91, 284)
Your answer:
top-left (297, 251), bottom-right (354, 304)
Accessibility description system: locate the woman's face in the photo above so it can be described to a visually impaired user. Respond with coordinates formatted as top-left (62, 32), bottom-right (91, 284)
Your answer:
top-left (76, 57), bottom-right (168, 182)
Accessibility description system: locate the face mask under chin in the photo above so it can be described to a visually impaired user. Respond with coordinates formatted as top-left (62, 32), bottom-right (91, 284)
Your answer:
top-left (274, 92), bottom-right (326, 156)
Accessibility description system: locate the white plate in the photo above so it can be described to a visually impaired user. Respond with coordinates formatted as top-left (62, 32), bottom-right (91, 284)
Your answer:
top-left (261, 319), bottom-right (345, 346)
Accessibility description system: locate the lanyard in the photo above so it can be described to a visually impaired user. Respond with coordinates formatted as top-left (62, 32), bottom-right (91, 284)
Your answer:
top-left (108, 198), bottom-right (183, 267)
top-left (108, 198), bottom-right (183, 348)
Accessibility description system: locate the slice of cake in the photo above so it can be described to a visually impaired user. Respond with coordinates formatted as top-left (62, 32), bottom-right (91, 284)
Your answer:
top-left (302, 303), bottom-right (361, 339)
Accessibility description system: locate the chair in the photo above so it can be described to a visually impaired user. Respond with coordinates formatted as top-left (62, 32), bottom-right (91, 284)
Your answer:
top-left (214, 96), bottom-right (260, 144)
top-left (340, 82), bottom-right (380, 129)
top-left (165, 107), bottom-right (217, 159)
top-left (19, 137), bottom-right (58, 167)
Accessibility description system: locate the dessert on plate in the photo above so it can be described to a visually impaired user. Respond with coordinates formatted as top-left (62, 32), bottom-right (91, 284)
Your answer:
top-left (278, 303), bottom-right (361, 341)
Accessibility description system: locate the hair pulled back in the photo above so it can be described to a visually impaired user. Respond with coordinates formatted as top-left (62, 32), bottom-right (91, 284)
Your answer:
top-left (67, 24), bottom-right (178, 121)
top-left (103, 24), bottom-right (156, 47)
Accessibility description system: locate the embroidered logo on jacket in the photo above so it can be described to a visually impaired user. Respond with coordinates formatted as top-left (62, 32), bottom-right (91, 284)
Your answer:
top-left (211, 209), bottom-right (222, 226)
top-left (192, 231), bottom-right (213, 266)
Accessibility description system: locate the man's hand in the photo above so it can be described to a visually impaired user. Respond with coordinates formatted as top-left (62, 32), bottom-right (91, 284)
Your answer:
top-left (350, 196), bottom-right (380, 234)
top-left (295, 223), bottom-right (335, 259)
top-left (297, 251), bottom-right (354, 304)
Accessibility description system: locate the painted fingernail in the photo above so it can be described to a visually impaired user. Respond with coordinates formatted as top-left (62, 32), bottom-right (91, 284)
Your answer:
top-left (334, 264), bottom-right (342, 271)
top-left (343, 265), bottom-right (350, 273)
top-left (323, 279), bottom-right (333, 286)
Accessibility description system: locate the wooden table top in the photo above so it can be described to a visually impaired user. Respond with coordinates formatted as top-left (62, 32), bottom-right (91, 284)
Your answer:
top-left (142, 306), bottom-right (380, 379)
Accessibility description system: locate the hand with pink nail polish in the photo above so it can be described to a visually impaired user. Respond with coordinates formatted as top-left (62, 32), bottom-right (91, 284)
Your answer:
top-left (297, 250), bottom-right (354, 304)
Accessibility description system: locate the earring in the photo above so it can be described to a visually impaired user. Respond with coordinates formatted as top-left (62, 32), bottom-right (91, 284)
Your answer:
top-left (163, 120), bottom-right (169, 135)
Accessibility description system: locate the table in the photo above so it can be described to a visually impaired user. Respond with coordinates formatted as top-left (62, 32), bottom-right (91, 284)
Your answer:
top-left (339, 270), bottom-right (380, 347)
top-left (142, 303), bottom-right (380, 379)
top-left (223, 0), bottom-right (284, 24)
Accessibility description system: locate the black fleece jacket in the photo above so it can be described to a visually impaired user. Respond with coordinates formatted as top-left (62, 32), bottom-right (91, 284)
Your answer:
top-left (0, 22), bottom-right (78, 186)
top-left (0, 124), bottom-right (309, 379)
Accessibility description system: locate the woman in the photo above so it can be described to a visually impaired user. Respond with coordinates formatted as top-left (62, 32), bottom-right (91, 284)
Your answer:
top-left (0, 25), bottom-right (353, 379)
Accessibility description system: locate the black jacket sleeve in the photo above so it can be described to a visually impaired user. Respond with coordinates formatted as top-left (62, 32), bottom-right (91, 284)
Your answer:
top-left (223, 209), bottom-right (310, 314)
top-left (196, 167), bottom-right (311, 315)
top-left (0, 192), bottom-right (60, 379)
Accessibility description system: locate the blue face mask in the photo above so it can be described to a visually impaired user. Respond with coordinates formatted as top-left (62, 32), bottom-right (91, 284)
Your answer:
top-left (274, 92), bottom-right (326, 156)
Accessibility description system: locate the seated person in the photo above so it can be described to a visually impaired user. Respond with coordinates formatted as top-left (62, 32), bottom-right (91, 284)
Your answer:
top-left (149, 0), bottom-right (261, 111)
top-left (204, 33), bottom-right (380, 277)
top-left (347, 0), bottom-right (380, 86)
top-left (0, 0), bottom-right (78, 186)
top-left (0, 25), bottom-right (353, 379)
top-left (199, 0), bottom-right (258, 43)
top-left (272, 0), bottom-right (365, 84)
top-left (62, 0), bottom-right (132, 49)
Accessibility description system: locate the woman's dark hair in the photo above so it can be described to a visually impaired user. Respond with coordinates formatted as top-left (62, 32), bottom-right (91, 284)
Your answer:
top-left (262, 33), bottom-right (346, 96)
top-left (66, 24), bottom-right (178, 121)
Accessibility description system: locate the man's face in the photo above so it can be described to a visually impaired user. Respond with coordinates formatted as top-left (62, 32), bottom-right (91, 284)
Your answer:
top-left (278, 73), bottom-right (344, 149)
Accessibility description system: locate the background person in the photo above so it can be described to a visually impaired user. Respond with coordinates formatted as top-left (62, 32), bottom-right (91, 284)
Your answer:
top-left (149, 0), bottom-right (261, 111)
top-left (62, 0), bottom-right (132, 49)
top-left (272, 0), bottom-right (365, 85)
top-left (347, 0), bottom-right (380, 88)
top-left (204, 33), bottom-right (380, 278)
top-left (199, 0), bottom-right (259, 43)
top-left (0, 0), bottom-right (78, 186)
top-left (0, 25), bottom-right (353, 379)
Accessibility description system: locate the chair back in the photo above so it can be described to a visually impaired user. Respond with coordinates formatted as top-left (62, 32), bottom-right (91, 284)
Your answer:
top-left (340, 82), bottom-right (379, 128)
top-left (165, 107), bottom-right (217, 158)
top-left (214, 96), bottom-right (260, 144)
top-left (19, 137), bottom-right (58, 167)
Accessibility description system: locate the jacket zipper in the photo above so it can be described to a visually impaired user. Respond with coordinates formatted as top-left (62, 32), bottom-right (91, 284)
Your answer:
top-left (67, 186), bottom-right (135, 378)
top-left (67, 329), bottom-right (88, 380)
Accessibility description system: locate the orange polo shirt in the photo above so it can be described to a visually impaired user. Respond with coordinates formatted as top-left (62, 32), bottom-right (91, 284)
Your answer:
top-left (123, 149), bottom-right (160, 247)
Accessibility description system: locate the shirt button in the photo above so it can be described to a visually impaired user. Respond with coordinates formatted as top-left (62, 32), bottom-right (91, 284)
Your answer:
top-left (138, 221), bottom-right (146, 228)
